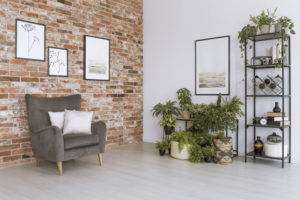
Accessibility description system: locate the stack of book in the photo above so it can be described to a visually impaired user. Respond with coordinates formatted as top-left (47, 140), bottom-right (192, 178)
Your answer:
top-left (267, 112), bottom-right (290, 126)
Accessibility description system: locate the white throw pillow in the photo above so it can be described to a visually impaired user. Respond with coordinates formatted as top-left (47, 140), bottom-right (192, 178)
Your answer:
top-left (63, 110), bottom-right (93, 135)
top-left (48, 111), bottom-right (65, 131)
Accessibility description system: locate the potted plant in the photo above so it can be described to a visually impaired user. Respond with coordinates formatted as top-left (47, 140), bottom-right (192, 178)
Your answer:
top-left (238, 24), bottom-right (257, 58)
top-left (155, 140), bottom-right (170, 156)
top-left (176, 88), bottom-right (192, 119)
top-left (250, 8), bottom-right (277, 34)
top-left (170, 130), bottom-right (194, 160)
top-left (275, 16), bottom-right (296, 40)
top-left (189, 133), bottom-right (215, 163)
top-left (152, 100), bottom-right (180, 135)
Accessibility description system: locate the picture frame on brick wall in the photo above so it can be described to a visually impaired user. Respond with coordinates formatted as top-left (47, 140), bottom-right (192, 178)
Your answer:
top-left (48, 47), bottom-right (68, 77)
top-left (15, 19), bottom-right (46, 61)
top-left (84, 35), bottom-right (110, 81)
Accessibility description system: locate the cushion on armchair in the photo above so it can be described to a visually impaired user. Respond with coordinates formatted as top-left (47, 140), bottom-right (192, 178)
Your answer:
top-left (63, 134), bottom-right (99, 150)
top-left (63, 110), bottom-right (93, 135)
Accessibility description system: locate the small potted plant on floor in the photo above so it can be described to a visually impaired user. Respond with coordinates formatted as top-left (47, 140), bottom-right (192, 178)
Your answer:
top-left (250, 8), bottom-right (277, 34)
top-left (155, 139), bottom-right (170, 156)
top-left (152, 100), bottom-right (180, 135)
top-left (170, 130), bottom-right (194, 160)
top-left (176, 88), bottom-right (192, 119)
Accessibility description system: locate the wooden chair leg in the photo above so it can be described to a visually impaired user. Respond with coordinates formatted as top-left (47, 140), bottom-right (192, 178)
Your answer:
top-left (98, 153), bottom-right (103, 166)
top-left (57, 162), bottom-right (63, 176)
top-left (36, 158), bottom-right (40, 167)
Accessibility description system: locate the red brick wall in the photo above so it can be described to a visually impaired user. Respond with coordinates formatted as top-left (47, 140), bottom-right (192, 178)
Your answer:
top-left (0, 0), bottom-right (143, 168)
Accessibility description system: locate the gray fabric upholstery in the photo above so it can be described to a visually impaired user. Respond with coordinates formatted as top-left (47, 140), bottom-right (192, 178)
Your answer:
top-left (64, 134), bottom-right (99, 150)
top-left (25, 94), bottom-right (106, 163)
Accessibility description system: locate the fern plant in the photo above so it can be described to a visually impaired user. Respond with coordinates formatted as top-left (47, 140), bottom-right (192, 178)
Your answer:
top-left (170, 130), bottom-right (194, 153)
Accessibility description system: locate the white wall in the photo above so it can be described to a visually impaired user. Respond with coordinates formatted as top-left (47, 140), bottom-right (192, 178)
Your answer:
top-left (143, 0), bottom-right (300, 163)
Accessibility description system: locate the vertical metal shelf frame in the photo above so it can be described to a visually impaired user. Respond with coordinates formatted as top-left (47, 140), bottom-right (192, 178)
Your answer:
top-left (244, 33), bottom-right (292, 168)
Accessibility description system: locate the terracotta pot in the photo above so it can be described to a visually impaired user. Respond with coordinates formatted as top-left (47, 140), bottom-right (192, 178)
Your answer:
top-left (213, 138), bottom-right (233, 165)
top-left (170, 141), bottom-right (190, 160)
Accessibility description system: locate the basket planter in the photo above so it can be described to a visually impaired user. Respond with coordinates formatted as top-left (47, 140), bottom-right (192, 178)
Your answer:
top-left (171, 141), bottom-right (190, 160)
top-left (182, 110), bottom-right (190, 119)
top-left (213, 138), bottom-right (233, 165)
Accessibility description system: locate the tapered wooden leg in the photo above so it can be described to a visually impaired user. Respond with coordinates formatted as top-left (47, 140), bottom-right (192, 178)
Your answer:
top-left (57, 162), bottom-right (63, 176)
top-left (36, 158), bottom-right (40, 167)
top-left (98, 153), bottom-right (103, 166)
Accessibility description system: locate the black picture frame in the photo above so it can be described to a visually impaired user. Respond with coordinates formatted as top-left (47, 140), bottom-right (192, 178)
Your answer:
top-left (48, 47), bottom-right (68, 77)
top-left (15, 19), bottom-right (46, 62)
top-left (195, 35), bottom-right (230, 96)
top-left (84, 35), bottom-right (110, 81)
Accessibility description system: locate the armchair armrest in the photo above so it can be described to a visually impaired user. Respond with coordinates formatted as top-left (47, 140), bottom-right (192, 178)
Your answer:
top-left (91, 121), bottom-right (106, 153)
top-left (31, 126), bottom-right (64, 162)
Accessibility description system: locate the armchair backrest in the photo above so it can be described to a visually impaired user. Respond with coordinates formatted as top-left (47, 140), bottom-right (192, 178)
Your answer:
top-left (25, 94), bottom-right (81, 133)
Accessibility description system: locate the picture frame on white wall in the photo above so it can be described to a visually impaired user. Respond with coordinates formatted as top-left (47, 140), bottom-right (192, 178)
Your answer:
top-left (195, 35), bottom-right (230, 95)
top-left (84, 35), bottom-right (110, 81)
top-left (15, 19), bottom-right (46, 61)
top-left (48, 47), bottom-right (68, 77)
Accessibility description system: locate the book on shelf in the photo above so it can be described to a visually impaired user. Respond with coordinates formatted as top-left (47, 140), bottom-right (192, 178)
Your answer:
top-left (267, 118), bottom-right (290, 126)
top-left (273, 117), bottom-right (289, 121)
top-left (280, 120), bottom-right (291, 126)
top-left (266, 112), bottom-right (284, 117)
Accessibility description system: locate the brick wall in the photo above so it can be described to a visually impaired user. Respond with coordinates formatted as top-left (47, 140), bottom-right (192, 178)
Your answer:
top-left (0, 0), bottom-right (143, 168)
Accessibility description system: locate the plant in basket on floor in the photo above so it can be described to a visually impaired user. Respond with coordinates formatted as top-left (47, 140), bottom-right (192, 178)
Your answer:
top-left (176, 88), bottom-right (192, 119)
top-left (152, 100), bottom-right (180, 136)
top-left (170, 130), bottom-right (194, 160)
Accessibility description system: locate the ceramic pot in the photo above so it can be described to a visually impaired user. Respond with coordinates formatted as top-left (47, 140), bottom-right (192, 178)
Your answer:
top-left (182, 110), bottom-right (190, 119)
top-left (273, 102), bottom-right (281, 113)
top-left (213, 138), bottom-right (233, 165)
top-left (254, 136), bottom-right (264, 154)
top-left (170, 141), bottom-right (190, 160)
top-left (275, 23), bottom-right (282, 32)
top-left (159, 150), bottom-right (165, 156)
top-left (259, 25), bottom-right (270, 34)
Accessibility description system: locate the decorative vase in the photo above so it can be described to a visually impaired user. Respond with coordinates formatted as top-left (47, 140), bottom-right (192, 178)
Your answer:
top-left (164, 126), bottom-right (175, 135)
top-left (259, 25), bottom-right (270, 34)
top-left (213, 138), bottom-right (233, 165)
top-left (170, 141), bottom-right (190, 160)
top-left (254, 136), bottom-right (264, 154)
top-left (273, 102), bottom-right (281, 113)
top-left (159, 150), bottom-right (165, 156)
top-left (275, 22), bottom-right (282, 32)
top-left (267, 132), bottom-right (282, 143)
top-left (182, 110), bottom-right (190, 119)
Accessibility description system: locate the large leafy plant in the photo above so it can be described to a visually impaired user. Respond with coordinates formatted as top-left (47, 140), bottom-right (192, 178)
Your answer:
top-left (170, 130), bottom-right (194, 153)
top-left (176, 88), bottom-right (192, 111)
top-left (152, 100), bottom-right (180, 127)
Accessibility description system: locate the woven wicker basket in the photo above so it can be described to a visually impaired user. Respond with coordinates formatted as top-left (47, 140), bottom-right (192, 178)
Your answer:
top-left (171, 141), bottom-right (190, 160)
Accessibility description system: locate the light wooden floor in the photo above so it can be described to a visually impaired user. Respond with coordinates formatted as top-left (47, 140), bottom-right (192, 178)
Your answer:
top-left (0, 143), bottom-right (299, 200)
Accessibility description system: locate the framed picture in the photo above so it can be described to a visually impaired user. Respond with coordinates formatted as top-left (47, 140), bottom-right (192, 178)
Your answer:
top-left (48, 47), bottom-right (68, 77)
top-left (15, 19), bottom-right (46, 61)
top-left (84, 35), bottom-right (110, 81)
top-left (195, 35), bottom-right (230, 95)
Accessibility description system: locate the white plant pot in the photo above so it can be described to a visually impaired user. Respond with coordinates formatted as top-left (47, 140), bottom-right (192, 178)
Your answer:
top-left (265, 142), bottom-right (288, 158)
top-left (171, 141), bottom-right (190, 160)
top-left (259, 25), bottom-right (270, 34)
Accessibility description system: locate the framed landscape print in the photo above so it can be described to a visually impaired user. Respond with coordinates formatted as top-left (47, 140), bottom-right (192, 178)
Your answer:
top-left (84, 35), bottom-right (110, 81)
top-left (15, 19), bottom-right (46, 61)
top-left (195, 35), bottom-right (230, 95)
top-left (48, 47), bottom-right (68, 77)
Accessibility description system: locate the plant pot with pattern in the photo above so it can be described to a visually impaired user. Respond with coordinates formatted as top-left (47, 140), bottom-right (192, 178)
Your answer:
top-left (213, 134), bottom-right (233, 165)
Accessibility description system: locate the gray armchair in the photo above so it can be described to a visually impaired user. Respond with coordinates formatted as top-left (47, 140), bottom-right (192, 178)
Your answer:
top-left (25, 94), bottom-right (106, 176)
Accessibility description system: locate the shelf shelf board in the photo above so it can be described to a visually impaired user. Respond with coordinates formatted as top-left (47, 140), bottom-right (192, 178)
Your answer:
top-left (246, 124), bottom-right (290, 129)
top-left (247, 33), bottom-right (285, 41)
top-left (246, 95), bottom-right (290, 98)
top-left (176, 117), bottom-right (193, 121)
top-left (246, 64), bottom-right (290, 69)
top-left (247, 151), bottom-right (290, 161)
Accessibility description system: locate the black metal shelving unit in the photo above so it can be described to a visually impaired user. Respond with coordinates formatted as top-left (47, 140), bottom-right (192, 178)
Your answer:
top-left (244, 33), bottom-right (291, 168)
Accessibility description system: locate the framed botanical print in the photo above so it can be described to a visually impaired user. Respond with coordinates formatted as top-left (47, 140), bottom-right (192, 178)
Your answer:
top-left (48, 47), bottom-right (68, 77)
top-left (195, 36), bottom-right (230, 95)
top-left (15, 19), bottom-right (46, 61)
top-left (84, 35), bottom-right (110, 81)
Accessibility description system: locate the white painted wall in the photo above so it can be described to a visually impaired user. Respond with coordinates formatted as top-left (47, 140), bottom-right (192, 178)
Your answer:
top-left (143, 0), bottom-right (300, 163)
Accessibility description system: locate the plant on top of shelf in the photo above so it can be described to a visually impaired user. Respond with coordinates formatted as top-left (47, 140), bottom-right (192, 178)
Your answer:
top-left (238, 24), bottom-right (257, 59)
top-left (275, 16), bottom-right (296, 41)
top-left (250, 8), bottom-right (277, 34)
top-left (176, 88), bottom-right (192, 119)
top-left (152, 100), bottom-right (180, 135)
